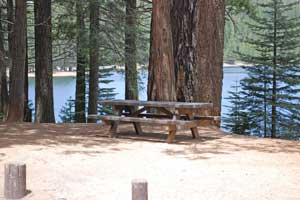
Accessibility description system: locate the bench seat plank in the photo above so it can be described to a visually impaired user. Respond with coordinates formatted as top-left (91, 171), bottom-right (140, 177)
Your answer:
top-left (93, 115), bottom-right (197, 128)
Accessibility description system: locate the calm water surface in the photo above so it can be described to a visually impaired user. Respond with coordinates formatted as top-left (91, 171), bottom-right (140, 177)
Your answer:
top-left (28, 67), bottom-right (247, 122)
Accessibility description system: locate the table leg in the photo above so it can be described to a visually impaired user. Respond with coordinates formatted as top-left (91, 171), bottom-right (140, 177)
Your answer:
top-left (129, 106), bottom-right (143, 135)
top-left (109, 105), bottom-right (122, 138)
top-left (133, 123), bottom-right (143, 135)
top-left (190, 126), bottom-right (199, 139)
top-left (187, 113), bottom-right (199, 139)
top-left (167, 125), bottom-right (177, 144)
top-left (109, 121), bottom-right (119, 138)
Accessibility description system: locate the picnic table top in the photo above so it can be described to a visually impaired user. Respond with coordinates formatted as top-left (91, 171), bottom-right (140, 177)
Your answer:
top-left (99, 100), bottom-right (213, 109)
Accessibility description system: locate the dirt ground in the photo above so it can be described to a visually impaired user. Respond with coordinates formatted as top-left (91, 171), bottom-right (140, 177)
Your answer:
top-left (0, 123), bottom-right (299, 200)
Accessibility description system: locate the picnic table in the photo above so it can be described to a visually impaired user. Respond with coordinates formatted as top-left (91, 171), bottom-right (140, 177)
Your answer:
top-left (89, 100), bottom-right (217, 143)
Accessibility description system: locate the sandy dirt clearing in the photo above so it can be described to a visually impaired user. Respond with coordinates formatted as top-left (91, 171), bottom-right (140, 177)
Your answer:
top-left (0, 123), bottom-right (299, 200)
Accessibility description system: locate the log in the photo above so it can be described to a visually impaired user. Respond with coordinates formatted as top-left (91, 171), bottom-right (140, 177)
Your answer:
top-left (132, 179), bottom-right (148, 200)
top-left (4, 162), bottom-right (27, 199)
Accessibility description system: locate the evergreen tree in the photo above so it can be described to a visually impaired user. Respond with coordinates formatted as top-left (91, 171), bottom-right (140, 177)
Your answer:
top-left (230, 0), bottom-right (300, 139)
top-left (98, 66), bottom-right (117, 115)
top-left (59, 97), bottom-right (75, 123)
top-left (34, 0), bottom-right (55, 123)
top-left (223, 82), bottom-right (250, 135)
top-left (240, 65), bottom-right (272, 138)
top-left (6, 0), bottom-right (27, 122)
top-left (75, 0), bottom-right (88, 123)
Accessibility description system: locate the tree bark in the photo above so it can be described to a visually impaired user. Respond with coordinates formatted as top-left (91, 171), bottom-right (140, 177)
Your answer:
top-left (171, 0), bottom-right (225, 117)
top-left (171, 0), bottom-right (197, 102)
top-left (195, 0), bottom-right (225, 117)
top-left (125, 0), bottom-right (138, 100)
top-left (6, 0), bottom-right (27, 122)
top-left (271, 1), bottom-right (278, 138)
top-left (34, 0), bottom-right (55, 123)
top-left (0, 50), bottom-right (8, 119)
top-left (88, 0), bottom-right (100, 122)
top-left (24, 33), bottom-right (31, 122)
top-left (147, 0), bottom-right (176, 101)
top-left (0, 7), bottom-right (9, 119)
top-left (75, 0), bottom-right (87, 123)
top-left (7, 0), bottom-right (14, 65)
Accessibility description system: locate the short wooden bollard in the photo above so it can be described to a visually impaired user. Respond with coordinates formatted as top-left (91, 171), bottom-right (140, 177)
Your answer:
top-left (4, 163), bottom-right (27, 199)
top-left (132, 179), bottom-right (148, 200)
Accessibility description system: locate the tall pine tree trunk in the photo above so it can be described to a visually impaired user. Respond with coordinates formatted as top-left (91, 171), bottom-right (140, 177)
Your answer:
top-left (7, 0), bottom-right (14, 65)
top-left (34, 0), bottom-right (55, 123)
top-left (195, 0), bottom-right (225, 117)
top-left (271, 1), bottom-right (278, 138)
top-left (171, 0), bottom-right (197, 102)
top-left (0, 7), bottom-right (9, 119)
top-left (125, 0), bottom-right (138, 100)
top-left (88, 0), bottom-right (99, 122)
top-left (147, 0), bottom-right (176, 101)
top-left (24, 34), bottom-right (31, 122)
top-left (0, 50), bottom-right (7, 119)
top-left (171, 0), bottom-right (225, 118)
top-left (75, 0), bottom-right (87, 123)
top-left (6, 0), bottom-right (26, 122)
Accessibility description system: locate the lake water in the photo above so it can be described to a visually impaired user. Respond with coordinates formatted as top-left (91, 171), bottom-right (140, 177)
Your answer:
top-left (28, 67), bottom-right (247, 122)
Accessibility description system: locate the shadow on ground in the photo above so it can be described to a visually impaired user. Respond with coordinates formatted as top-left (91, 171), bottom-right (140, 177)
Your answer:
top-left (0, 123), bottom-right (299, 160)
top-left (0, 123), bottom-right (121, 149)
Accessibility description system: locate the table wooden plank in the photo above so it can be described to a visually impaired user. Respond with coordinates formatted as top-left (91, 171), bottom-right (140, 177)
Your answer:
top-left (99, 100), bottom-right (213, 109)
top-left (97, 115), bottom-right (198, 128)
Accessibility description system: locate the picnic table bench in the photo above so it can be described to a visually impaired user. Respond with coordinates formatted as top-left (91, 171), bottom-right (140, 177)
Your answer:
top-left (89, 100), bottom-right (218, 143)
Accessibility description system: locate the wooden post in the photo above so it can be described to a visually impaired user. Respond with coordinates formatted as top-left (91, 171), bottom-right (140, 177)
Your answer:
top-left (167, 125), bottom-right (177, 144)
top-left (4, 162), bottom-right (27, 199)
top-left (132, 179), bottom-right (148, 200)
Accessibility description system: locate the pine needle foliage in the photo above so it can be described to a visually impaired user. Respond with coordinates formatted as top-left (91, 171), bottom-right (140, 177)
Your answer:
top-left (225, 0), bottom-right (300, 139)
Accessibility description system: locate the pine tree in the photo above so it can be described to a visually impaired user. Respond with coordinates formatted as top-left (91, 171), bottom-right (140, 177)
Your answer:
top-left (125, 0), bottom-right (138, 100)
top-left (59, 97), bottom-right (75, 123)
top-left (223, 82), bottom-right (250, 135)
top-left (34, 0), bottom-right (55, 123)
top-left (75, 0), bottom-right (88, 123)
top-left (235, 0), bottom-right (300, 138)
top-left (233, 65), bottom-right (272, 138)
top-left (98, 66), bottom-right (117, 115)
top-left (88, 0), bottom-right (100, 123)
top-left (6, 0), bottom-right (27, 122)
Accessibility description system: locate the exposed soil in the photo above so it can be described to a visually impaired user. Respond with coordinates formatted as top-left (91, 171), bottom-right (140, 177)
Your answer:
top-left (0, 123), bottom-right (299, 200)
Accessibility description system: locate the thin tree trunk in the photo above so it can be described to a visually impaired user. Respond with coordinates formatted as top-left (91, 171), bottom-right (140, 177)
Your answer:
top-left (24, 33), bottom-right (31, 122)
top-left (75, 0), bottom-right (87, 123)
top-left (7, 0), bottom-right (14, 66)
top-left (0, 50), bottom-right (8, 120)
top-left (271, 0), bottom-right (278, 138)
top-left (264, 78), bottom-right (267, 138)
top-left (34, 0), bottom-right (55, 123)
top-left (0, 7), bottom-right (9, 119)
top-left (88, 0), bottom-right (100, 123)
top-left (125, 0), bottom-right (138, 100)
top-left (6, 0), bottom-right (27, 122)
top-left (147, 0), bottom-right (176, 101)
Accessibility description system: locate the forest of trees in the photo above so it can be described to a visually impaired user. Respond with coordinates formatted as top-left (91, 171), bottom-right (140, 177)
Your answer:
top-left (0, 0), bottom-right (299, 139)
top-left (223, 0), bottom-right (300, 139)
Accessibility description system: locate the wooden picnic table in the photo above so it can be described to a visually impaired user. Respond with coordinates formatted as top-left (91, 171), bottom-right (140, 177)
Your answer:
top-left (89, 100), bottom-right (215, 143)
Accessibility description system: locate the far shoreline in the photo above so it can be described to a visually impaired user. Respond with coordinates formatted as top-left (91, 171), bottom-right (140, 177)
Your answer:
top-left (28, 62), bottom-right (250, 78)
